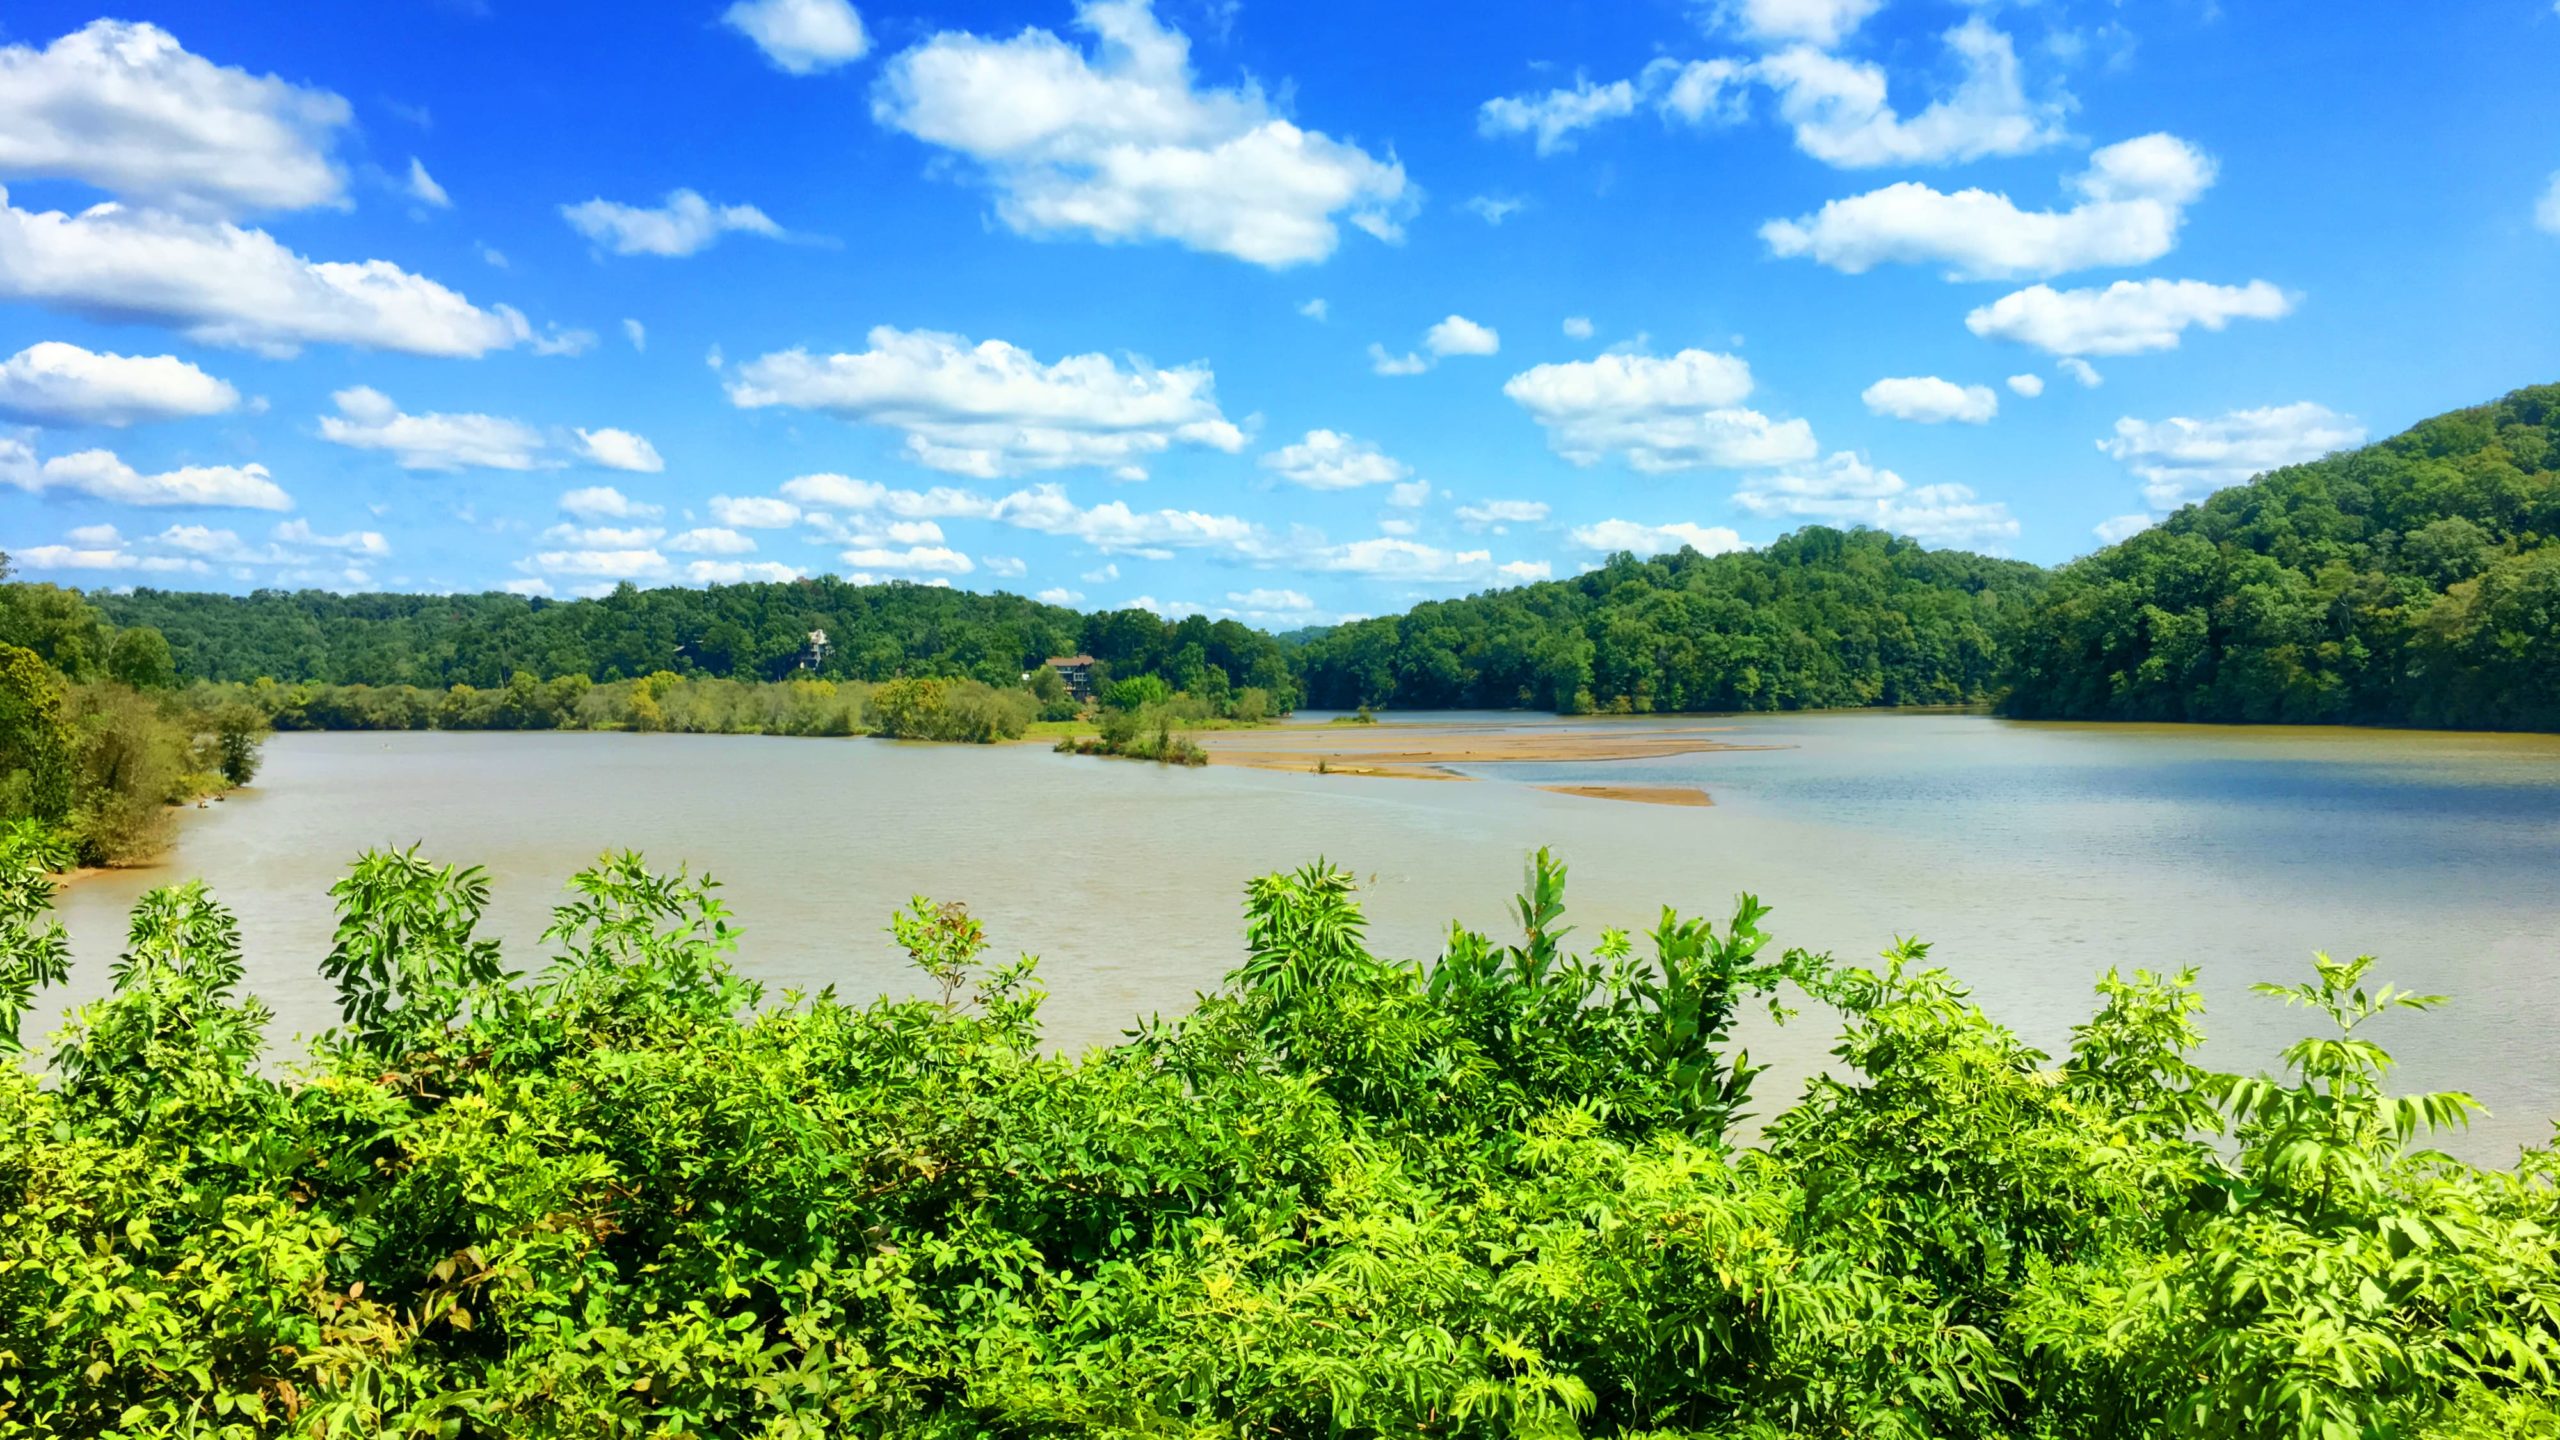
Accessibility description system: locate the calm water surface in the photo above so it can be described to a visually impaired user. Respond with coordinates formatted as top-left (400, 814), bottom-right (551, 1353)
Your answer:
top-left (47, 713), bottom-right (2560, 1163)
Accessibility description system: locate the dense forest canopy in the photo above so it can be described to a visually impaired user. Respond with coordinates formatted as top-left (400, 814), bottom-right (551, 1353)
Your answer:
top-left (1294, 527), bottom-right (2047, 713)
top-left (89, 578), bottom-right (1301, 710)
top-left (2001, 384), bottom-right (2560, 728)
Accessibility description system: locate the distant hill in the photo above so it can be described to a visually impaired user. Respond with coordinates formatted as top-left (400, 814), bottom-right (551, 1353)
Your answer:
top-left (2001, 384), bottom-right (2560, 729)
top-left (1293, 527), bottom-right (2047, 713)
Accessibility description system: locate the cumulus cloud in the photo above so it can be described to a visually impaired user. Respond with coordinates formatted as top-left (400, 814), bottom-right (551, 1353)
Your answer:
top-left (2098, 402), bottom-right (2365, 510)
top-left (1966, 278), bottom-right (2292, 356)
top-left (689, 560), bottom-right (806, 584)
top-left (0, 187), bottom-right (542, 357)
top-left (1763, 133), bottom-right (2214, 280)
top-left (560, 485), bottom-right (663, 521)
top-left (728, 325), bottom-right (1244, 478)
top-left (1388, 478), bottom-right (1431, 509)
top-left (0, 21), bottom-right (351, 216)
top-left (405, 158), bottom-right (450, 209)
top-left (623, 318), bottom-right (646, 351)
top-left (272, 518), bottom-right (387, 555)
top-left (723, 0), bottom-right (869, 74)
top-left (2093, 513), bottom-right (2153, 544)
top-left (1368, 344), bottom-right (1430, 377)
top-left (1568, 518), bottom-right (1749, 556)
top-left (2006, 373), bottom-right (2045, 398)
top-left (318, 386), bottom-right (546, 471)
top-left (1463, 195), bottom-right (1524, 225)
top-left (1425, 314), bottom-right (1500, 357)
top-left (710, 494), bottom-right (800, 528)
top-left (1734, 452), bottom-right (2018, 546)
top-left (2540, 173), bottom-right (2560, 236)
top-left (1503, 348), bottom-right (1815, 472)
top-left (1756, 19), bottom-right (2064, 170)
top-left (1721, 0), bottom-right (1883, 46)
top-left (1454, 499), bottom-right (1551, 531)
top-left (572, 427), bottom-right (665, 473)
top-left (870, 0), bottom-right (1410, 267)
top-left (841, 543), bottom-right (974, 574)
top-left (0, 341), bottom-right (238, 426)
top-left (1305, 537), bottom-right (1547, 585)
top-left (560, 189), bottom-right (784, 257)
top-left (1035, 586), bottom-right (1083, 604)
top-left (1562, 316), bottom-right (1595, 340)
top-left (1260, 429), bottom-right (1412, 490)
top-left (2058, 357), bottom-right (2104, 388)
top-left (0, 435), bottom-right (290, 509)
top-left (1479, 58), bottom-right (1748, 155)
top-left (1863, 376), bottom-right (1998, 424)
top-left (10, 539), bottom-right (205, 574)
top-left (668, 527), bottom-right (757, 555)
top-left (1297, 298), bottom-right (1328, 321)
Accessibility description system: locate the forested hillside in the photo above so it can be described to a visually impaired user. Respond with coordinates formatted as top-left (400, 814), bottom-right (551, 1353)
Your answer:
top-left (1294, 527), bottom-right (2046, 712)
top-left (2003, 384), bottom-right (2560, 728)
top-left (91, 579), bottom-right (1300, 708)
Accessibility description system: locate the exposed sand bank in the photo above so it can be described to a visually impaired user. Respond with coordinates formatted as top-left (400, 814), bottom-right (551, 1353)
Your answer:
top-left (1194, 720), bottom-right (1776, 794)
top-left (1537, 784), bottom-right (1715, 807)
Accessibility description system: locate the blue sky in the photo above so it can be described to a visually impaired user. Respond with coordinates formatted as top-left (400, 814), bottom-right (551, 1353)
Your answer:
top-left (2, 0), bottom-right (2556, 626)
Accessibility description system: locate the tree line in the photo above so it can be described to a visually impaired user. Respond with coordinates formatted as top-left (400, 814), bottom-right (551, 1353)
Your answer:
top-left (2001, 383), bottom-right (2560, 728)
top-left (0, 835), bottom-right (2550, 1436)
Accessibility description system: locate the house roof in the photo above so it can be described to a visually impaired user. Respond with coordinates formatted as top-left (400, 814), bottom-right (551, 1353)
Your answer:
top-left (1045, 655), bottom-right (1096, 667)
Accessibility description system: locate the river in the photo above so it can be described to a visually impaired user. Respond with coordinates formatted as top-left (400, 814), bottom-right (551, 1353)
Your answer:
top-left (43, 711), bottom-right (2560, 1164)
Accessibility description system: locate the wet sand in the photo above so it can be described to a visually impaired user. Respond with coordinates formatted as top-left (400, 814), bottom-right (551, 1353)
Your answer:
top-left (1537, 784), bottom-right (1715, 807)
top-left (1198, 719), bottom-right (1775, 787)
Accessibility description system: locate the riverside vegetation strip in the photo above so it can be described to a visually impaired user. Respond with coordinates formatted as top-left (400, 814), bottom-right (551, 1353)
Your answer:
top-left (0, 832), bottom-right (2553, 1437)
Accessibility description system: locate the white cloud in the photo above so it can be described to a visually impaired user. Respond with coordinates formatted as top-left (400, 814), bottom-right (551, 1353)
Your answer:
top-left (478, 244), bottom-right (508, 268)
top-left (2539, 172), bottom-right (2560, 236)
top-left (544, 523), bottom-right (665, 549)
top-left (2006, 372), bottom-right (2045, 398)
top-left (841, 544), bottom-right (974, 574)
top-left (709, 494), bottom-right (800, 528)
top-left (1756, 19), bottom-right (2064, 170)
top-left (1305, 537), bottom-right (1542, 585)
top-left (560, 485), bottom-right (663, 521)
top-left (0, 341), bottom-right (238, 426)
top-left (11, 539), bottom-right (205, 574)
top-left (1478, 74), bottom-right (1641, 155)
top-left (1227, 587), bottom-right (1313, 612)
top-left (1082, 562), bottom-right (1119, 583)
top-left (1036, 586), bottom-right (1084, 604)
top-left (1562, 315), bottom-right (1595, 340)
top-left (688, 559), bottom-right (806, 584)
top-left (1425, 314), bottom-right (1500, 357)
top-left (668, 527), bottom-right (757, 555)
top-left (1735, 452), bottom-right (2018, 546)
top-left (1463, 195), bottom-right (1524, 225)
top-left (273, 518), bottom-right (387, 555)
top-left (984, 554), bottom-right (1028, 577)
top-left (723, 0), bottom-right (869, 74)
top-left (1387, 478), bottom-right (1431, 509)
top-left (623, 318), bottom-right (646, 352)
top-left (1724, 0), bottom-right (1884, 47)
top-left (0, 187), bottom-right (542, 357)
top-left (0, 21), bottom-right (351, 216)
top-left (0, 436), bottom-right (290, 509)
top-left (729, 325), bottom-right (1243, 477)
top-left (1453, 498), bottom-right (1551, 531)
top-left (64, 523), bottom-right (121, 546)
top-left (782, 472), bottom-right (997, 518)
top-left (524, 548), bottom-right (671, 579)
top-left (1260, 429), bottom-right (1412, 490)
top-left (871, 0), bottom-right (1411, 267)
top-left (1862, 375), bottom-right (1998, 424)
top-left (319, 386), bottom-right (546, 471)
top-left (1368, 344), bottom-right (1430, 376)
top-left (1503, 348), bottom-right (1815, 472)
top-left (572, 427), bottom-right (665, 473)
top-left (2093, 513), bottom-right (2153, 544)
top-left (1127, 595), bottom-right (1204, 618)
top-left (405, 158), bottom-right (450, 209)
top-left (501, 577), bottom-right (553, 597)
top-left (2098, 403), bottom-right (2365, 510)
top-left (1297, 298), bottom-right (1328, 321)
top-left (1568, 518), bottom-right (1749, 556)
top-left (1377, 516), bottom-right (1418, 536)
top-left (1479, 57), bottom-right (1748, 155)
top-left (1967, 278), bottom-right (2292, 356)
top-left (1763, 133), bottom-right (2214, 280)
top-left (561, 189), bottom-right (783, 257)
top-left (2058, 357), bottom-right (2103, 388)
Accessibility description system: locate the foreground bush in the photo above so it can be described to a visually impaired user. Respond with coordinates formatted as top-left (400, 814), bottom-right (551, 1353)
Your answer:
top-left (0, 832), bottom-right (2553, 1438)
